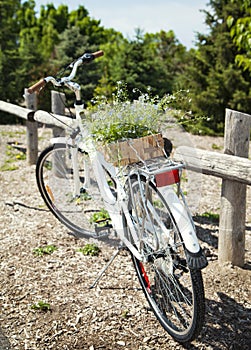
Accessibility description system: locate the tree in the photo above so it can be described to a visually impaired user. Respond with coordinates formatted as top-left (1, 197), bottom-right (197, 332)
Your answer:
top-left (17, 0), bottom-right (42, 84)
top-left (55, 26), bottom-right (104, 104)
top-left (228, 0), bottom-right (251, 71)
top-left (0, 0), bottom-right (21, 102)
top-left (177, 0), bottom-right (251, 133)
top-left (95, 29), bottom-right (187, 102)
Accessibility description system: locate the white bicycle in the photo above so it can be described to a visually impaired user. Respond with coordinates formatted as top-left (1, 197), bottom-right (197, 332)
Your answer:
top-left (28, 50), bottom-right (207, 343)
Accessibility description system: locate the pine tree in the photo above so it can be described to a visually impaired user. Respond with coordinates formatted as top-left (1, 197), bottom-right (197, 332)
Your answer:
top-left (0, 0), bottom-right (21, 102)
top-left (177, 0), bottom-right (251, 133)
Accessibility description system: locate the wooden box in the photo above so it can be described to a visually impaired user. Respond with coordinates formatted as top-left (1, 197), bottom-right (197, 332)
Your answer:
top-left (102, 133), bottom-right (164, 166)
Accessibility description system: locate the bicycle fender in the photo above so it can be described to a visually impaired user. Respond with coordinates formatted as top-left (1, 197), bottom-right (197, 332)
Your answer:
top-left (50, 137), bottom-right (68, 145)
top-left (159, 186), bottom-right (208, 269)
top-left (159, 186), bottom-right (200, 253)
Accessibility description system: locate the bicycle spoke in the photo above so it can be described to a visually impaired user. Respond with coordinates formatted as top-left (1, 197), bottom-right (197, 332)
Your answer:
top-left (126, 175), bottom-right (205, 342)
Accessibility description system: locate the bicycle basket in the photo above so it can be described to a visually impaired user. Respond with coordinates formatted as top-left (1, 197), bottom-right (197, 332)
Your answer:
top-left (101, 133), bottom-right (165, 166)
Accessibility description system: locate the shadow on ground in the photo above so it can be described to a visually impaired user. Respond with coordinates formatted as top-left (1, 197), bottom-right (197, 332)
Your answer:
top-left (0, 327), bottom-right (11, 350)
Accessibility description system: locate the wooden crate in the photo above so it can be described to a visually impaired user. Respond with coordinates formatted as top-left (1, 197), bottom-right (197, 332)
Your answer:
top-left (102, 133), bottom-right (164, 166)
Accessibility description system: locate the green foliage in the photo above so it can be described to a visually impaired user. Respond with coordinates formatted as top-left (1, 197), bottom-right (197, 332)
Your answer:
top-left (0, 0), bottom-right (22, 102)
top-left (2, 0), bottom-right (251, 137)
top-left (89, 208), bottom-right (111, 227)
top-left (90, 82), bottom-right (166, 144)
top-left (0, 144), bottom-right (26, 171)
top-left (30, 301), bottom-right (51, 311)
top-left (211, 143), bottom-right (223, 150)
top-left (177, 0), bottom-right (251, 134)
top-left (201, 212), bottom-right (219, 222)
top-left (33, 245), bottom-right (58, 256)
top-left (121, 309), bottom-right (130, 318)
top-left (77, 243), bottom-right (101, 256)
top-left (228, 0), bottom-right (251, 72)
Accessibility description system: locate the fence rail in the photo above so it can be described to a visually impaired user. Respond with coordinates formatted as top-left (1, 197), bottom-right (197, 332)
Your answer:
top-left (0, 92), bottom-right (68, 164)
top-left (0, 94), bottom-right (250, 267)
top-left (174, 146), bottom-right (251, 185)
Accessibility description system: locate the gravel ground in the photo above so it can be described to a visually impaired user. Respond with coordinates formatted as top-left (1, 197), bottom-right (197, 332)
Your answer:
top-left (0, 124), bottom-right (250, 350)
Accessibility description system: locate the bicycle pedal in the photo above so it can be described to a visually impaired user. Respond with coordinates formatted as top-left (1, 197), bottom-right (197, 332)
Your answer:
top-left (94, 221), bottom-right (113, 236)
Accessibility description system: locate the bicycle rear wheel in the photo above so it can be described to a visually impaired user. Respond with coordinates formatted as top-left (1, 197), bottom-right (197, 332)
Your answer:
top-left (36, 143), bottom-right (111, 237)
top-left (125, 175), bottom-right (205, 343)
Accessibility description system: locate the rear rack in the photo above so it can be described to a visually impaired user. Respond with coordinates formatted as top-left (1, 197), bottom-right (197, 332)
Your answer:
top-left (127, 156), bottom-right (185, 187)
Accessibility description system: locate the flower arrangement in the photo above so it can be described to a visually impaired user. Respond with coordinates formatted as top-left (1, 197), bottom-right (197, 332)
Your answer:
top-left (88, 83), bottom-right (188, 165)
top-left (89, 82), bottom-right (164, 144)
top-left (88, 83), bottom-right (167, 165)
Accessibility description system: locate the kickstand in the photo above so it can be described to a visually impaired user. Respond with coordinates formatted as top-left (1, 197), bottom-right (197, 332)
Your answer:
top-left (89, 245), bottom-right (124, 289)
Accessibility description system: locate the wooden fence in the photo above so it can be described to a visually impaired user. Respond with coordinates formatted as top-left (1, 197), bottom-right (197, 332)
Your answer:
top-left (0, 92), bottom-right (250, 267)
top-left (174, 109), bottom-right (251, 267)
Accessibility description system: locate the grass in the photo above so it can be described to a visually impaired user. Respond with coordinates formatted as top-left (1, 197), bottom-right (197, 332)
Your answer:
top-left (0, 130), bottom-right (25, 137)
top-left (0, 163), bottom-right (19, 171)
top-left (201, 211), bottom-right (219, 222)
top-left (33, 245), bottom-right (58, 257)
top-left (211, 143), bottom-right (223, 150)
top-left (30, 301), bottom-right (51, 312)
top-left (0, 144), bottom-right (26, 171)
top-left (77, 243), bottom-right (101, 256)
top-left (89, 208), bottom-right (111, 227)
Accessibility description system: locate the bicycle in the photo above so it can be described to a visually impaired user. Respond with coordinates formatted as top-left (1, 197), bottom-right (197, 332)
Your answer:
top-left (27, 50), bottom-right (208, 343)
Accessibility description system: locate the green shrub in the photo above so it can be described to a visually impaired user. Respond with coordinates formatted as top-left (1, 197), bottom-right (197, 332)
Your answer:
top-left (33, 245), bottom-right (58, 257)
top-left (31, 301), bottom-right (51, 311)
top-left (77, 243), bottom-right (101, 256)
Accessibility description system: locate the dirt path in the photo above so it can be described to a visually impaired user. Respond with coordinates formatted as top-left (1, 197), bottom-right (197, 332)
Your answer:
top-left (0, 125), bottom-right (250, 350)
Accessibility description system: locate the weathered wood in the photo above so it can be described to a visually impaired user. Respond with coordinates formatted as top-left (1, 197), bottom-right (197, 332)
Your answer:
top-left (0, 99), bottom-right (71, 128)
top-left (219, 109), bottom-right (251, 267)
top-left (174, 146), bottom-right (251, 185)
top-left (24, 90), bottom-right (38, 165)
top-left (0, 100), bottom-right (33, 119)
top-left (32, 110), bottom-right (73, 128)
top-left (50, 91), bottom-right (66, 177)
top-left (51, 90), bottom-right (66, 138)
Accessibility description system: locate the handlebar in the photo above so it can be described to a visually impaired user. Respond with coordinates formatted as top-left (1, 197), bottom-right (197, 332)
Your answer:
top-left (27, 50), bottom-right (104, 94)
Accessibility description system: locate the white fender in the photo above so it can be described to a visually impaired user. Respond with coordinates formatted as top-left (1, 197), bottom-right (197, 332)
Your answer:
top-left (50, 137), bottom-right (69, 145)
top-left (159, 186), bottom-right (200, 254)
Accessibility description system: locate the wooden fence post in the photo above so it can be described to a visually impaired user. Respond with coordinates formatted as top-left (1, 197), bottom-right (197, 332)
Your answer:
top-left (24, 89), bottom-right (38, 165)
top-left (51, 91), bottom-right (66, 178)
top-left (51, 90), bottom-right (66, 138)
top-left (218, 109), bottom-right (251, 266)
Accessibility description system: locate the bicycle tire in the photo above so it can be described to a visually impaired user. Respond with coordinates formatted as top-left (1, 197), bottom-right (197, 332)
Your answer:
top-left (36, 143), bottom-right (112, 237)
top-left (124, 175), bottom-right (205, 343)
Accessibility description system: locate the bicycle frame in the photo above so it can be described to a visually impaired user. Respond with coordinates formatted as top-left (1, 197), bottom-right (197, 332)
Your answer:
top-left (47, 103), bottom-right (202, 262)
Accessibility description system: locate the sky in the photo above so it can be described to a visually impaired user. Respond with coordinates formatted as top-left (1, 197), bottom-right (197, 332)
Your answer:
top-left (35, 0), bottom-right (209, 49)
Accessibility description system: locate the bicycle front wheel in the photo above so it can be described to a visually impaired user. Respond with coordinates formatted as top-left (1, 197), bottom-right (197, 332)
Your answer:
top-left (36, 143), bottom-right (110, 237)
top-left (125, 176), bottom-right (205, 343)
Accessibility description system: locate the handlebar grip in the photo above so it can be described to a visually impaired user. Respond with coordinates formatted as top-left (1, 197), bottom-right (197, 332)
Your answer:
top-left (27, 79), bottom-right (46, 94)
top-left (92, 50), bottom-right (104, 59)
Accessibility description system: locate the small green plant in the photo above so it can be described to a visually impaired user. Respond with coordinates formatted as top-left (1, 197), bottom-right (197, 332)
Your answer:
top-left (0, 131), bottom-right (25, 137)
top-left (33, 245), bottom-right (58, 257)
top-left (31, 301), bottom-right (51, 311)
top-left (211, 143), bottom-right (223, 150)
top-left (0, 145), bottom-right (26, 171)
top-left (74, 190), bottom-right (92, 204)
top-left (121, 309), bottom-right (130, 318)
top-left (44, 160), bottom-right (52, 170)
top-left (153, 200), bottom-right (164, 208)
top-left (0, 162), bottom-right (19, 171)
top-left (90, 208), bottom-right (111, 227)
top-left (6, 145), bottom-right (26, 160)
top-left (201, 212), bottom-right (219, 222)
top-left (77, 243), bottom-right (101, 256)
